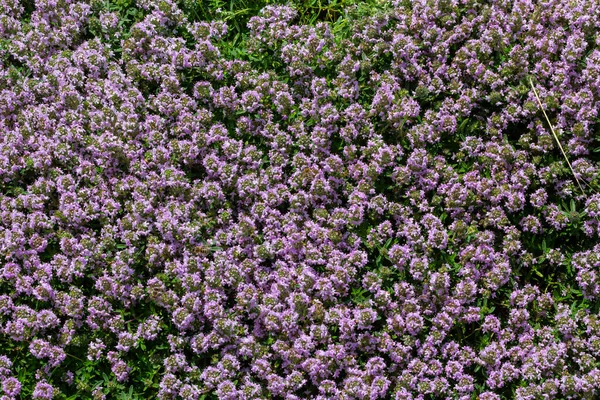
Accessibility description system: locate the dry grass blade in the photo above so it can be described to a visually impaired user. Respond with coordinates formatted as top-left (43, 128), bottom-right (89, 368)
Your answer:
top-left (528, 76), bottom-right (586, 195)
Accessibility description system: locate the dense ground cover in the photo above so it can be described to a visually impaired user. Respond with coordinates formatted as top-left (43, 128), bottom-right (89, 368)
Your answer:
top-left (1, 0), bottom-right (600, 398)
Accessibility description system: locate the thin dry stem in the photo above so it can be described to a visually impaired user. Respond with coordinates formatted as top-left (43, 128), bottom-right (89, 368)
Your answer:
top-left (528, 76), bottom-right (586, 195)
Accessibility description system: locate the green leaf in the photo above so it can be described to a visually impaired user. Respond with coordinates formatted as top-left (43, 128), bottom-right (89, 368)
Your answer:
top-left (457, 118), bottom-right (470, 134)
top-left (534, 269), bottom-right (544, 278)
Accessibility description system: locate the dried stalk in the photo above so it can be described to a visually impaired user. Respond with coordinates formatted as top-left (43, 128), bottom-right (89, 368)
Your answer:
top-left (528, 76), bottom-right (585, 195)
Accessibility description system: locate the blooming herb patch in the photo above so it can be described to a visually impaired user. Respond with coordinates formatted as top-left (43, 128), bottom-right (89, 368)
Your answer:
top-left (1, 0), bottom-right (600, 399)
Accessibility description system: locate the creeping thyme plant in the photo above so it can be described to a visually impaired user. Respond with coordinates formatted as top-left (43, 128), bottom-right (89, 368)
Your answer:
top-left (1, 0), bottom-right (600, 398)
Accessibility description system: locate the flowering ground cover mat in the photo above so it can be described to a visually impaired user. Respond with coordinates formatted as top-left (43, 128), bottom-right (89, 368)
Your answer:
top-left (1, 0), bottom-right (600, 398)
